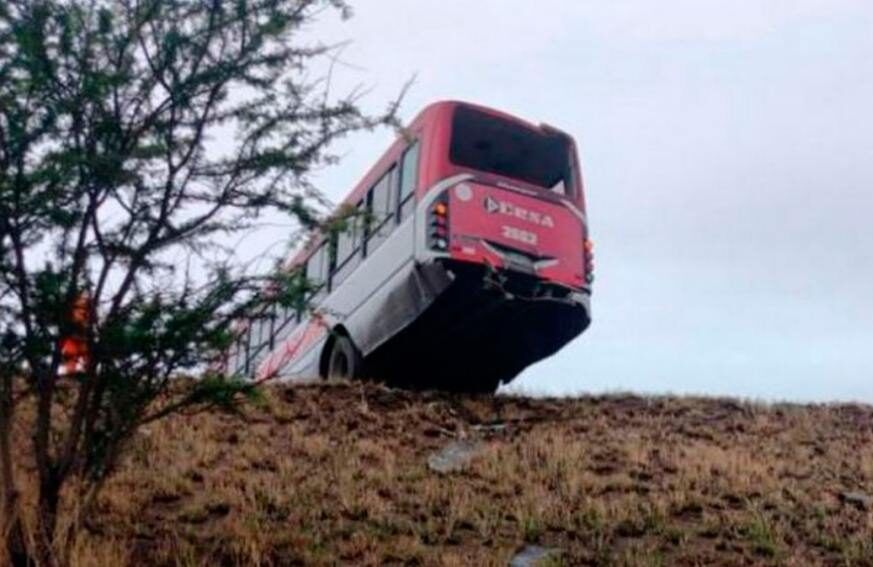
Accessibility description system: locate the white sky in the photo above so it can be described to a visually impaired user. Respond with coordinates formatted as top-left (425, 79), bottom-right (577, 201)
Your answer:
top-left (245, 1), bottom-right (873, 402)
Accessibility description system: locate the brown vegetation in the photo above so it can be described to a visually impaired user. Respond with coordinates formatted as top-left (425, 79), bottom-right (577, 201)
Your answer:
top-left (5, 382), bottom-right (873, 566)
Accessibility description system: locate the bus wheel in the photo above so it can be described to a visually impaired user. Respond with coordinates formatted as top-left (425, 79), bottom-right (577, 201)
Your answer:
top-left (327, 335), bottom-right (362, 380)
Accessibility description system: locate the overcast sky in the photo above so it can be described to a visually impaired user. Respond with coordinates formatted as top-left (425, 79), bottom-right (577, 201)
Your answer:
top-left (251, 1), bottom-right (873, 402)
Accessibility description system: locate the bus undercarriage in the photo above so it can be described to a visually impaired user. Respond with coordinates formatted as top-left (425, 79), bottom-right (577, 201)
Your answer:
top-left (362, 260), bottom-right (590, 393)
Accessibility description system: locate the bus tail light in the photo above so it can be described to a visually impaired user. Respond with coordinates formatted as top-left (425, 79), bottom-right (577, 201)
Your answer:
top-left (584, 239), bottom-right (595, 284)
top-left (429, 198), bottom-right (450, 251)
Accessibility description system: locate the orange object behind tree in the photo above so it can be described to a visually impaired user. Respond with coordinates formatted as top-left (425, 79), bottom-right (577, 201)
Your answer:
top-left (60, 293), bottom-right (91, 375)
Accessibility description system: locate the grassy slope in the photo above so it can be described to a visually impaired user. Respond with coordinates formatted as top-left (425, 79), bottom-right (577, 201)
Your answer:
top-left (12, 382), bottom-right (873, 566)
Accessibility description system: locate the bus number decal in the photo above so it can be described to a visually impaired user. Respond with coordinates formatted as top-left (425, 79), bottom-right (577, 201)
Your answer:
top-left (502, 225), bottom-right (538, 246)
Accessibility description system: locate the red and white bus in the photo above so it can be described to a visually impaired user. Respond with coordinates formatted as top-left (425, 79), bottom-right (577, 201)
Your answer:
top-left (225, 101), bottom-right (593, 392)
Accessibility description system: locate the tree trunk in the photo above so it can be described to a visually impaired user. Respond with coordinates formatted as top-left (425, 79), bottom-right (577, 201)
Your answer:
top-left (3, 516), bottom-right (29, 567)
top-left (34, 478), bottom-right (61, 567)
top-left (2, 443), bottom-right (30, 567)
top-left (1, 373), bottom-right (30, 566)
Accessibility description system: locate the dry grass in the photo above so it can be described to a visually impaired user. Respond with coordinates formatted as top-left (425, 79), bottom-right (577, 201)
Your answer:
top-left (5, 382), bottom-right (873, 566)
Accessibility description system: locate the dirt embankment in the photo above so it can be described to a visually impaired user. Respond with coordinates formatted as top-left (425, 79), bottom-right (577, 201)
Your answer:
top-left (12, 382), bottom-right (873, 565)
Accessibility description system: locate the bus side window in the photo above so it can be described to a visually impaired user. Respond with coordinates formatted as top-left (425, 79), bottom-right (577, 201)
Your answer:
top-left (333, 200), bottom-right (365, 286)
top-left (278, 297), bottom-right (296, 341)
top-left (261, 314), bottom-right (270, 349)
top-left (255, 316), bottom-right (265, 351)
top-left (306, 243), bottom-right (330, 304)
top-left (367, 166), bottom-right (396, 253)
top-left (252, 316), bottom-right (267, 361)
top-left (238, 335), bottom-right (247, 374)
top-left (273, 265), bottom-right (302, 345)
top-left (327, 235), bottom-right (337, 289)
top-left (228, 341), bottom-right (238, 375)
top-left (243, 325), bottom-right (252, 375)
top-left (267, 305), bottom-right (276, 350)
top-left (252, 309), bottom-right (273, 370)
top-left (293, 264), bottom-right (307, 322)
top-left (398, 141), bottom-right (420, 222)
top-left (273, 308), bottom-right (289, 347)
top-left (335, 222), bottom-right (355, 268)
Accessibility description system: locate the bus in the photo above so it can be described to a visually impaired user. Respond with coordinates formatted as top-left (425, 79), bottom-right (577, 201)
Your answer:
top-left (224, 101), bottom-right (593, 393)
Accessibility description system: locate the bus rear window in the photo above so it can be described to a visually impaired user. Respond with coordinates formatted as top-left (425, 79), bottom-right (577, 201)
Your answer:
top-left (449, 106), bottom-right (573, 195)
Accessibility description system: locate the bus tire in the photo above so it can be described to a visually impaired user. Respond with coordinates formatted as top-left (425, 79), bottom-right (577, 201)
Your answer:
top-left (326, 334), bottom-right (362, 381)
